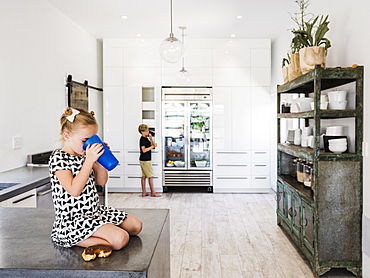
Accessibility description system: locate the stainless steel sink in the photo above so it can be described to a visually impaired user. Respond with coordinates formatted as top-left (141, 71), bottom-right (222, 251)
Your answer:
top-left (0, 183), bottom-right (20, 190)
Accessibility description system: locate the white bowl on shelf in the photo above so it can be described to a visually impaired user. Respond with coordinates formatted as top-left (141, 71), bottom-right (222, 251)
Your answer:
top-left (174, 161), bottom-right (185, 167)
top-left (328, 144), bottom-right (347, 154)
top-left (166, 163), bottom-right (174, 167)
top-left (296, 97), bottom-right (314, 112)
top-left (326, 126), bottom-right (344, 136)
top-left (328, 138), bottom-right (347, 144)
top-left (195, 160), bottom-right (207, 167)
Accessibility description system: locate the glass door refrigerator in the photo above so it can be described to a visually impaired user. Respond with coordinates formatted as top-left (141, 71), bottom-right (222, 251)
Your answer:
top-left (162, 87), bottom-right (212, 192)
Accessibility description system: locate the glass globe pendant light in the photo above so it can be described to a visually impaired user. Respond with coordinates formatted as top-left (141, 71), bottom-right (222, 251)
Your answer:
top-left (176, 26), bottom-right (191, 84)
top-left (160, 0), bottom-right (184, 63)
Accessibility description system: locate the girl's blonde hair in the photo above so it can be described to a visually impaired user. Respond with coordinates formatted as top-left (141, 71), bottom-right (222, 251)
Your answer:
top-left (138, 124), bottom-right (149, 134)
top-left (60, 107), bottom-right (97, 135)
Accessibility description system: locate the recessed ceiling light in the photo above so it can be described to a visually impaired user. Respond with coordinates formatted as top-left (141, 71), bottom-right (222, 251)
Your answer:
top-left (231, 34), bottom-right (236, 38)
top-left (237, 15), bottom-right (243, 19)
top-left (136, 34), bottom-right (142, 37)
top-left (121, 15), bottom-right (128, 19)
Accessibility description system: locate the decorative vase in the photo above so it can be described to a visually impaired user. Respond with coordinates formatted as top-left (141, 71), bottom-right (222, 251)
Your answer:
top-left (282, 66), bottom-right (289, 83)
top-left (287, 53), bottom-right (302, 81)
top-left (299, 46), bottom-right (326, 74)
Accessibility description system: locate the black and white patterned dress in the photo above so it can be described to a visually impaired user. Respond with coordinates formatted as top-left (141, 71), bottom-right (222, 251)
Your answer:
top-left (49, 149), bottom-right (127, 247)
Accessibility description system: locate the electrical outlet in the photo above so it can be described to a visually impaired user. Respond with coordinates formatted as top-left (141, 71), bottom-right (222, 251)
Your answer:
top-left (13, 136), bottom-right (23, 149)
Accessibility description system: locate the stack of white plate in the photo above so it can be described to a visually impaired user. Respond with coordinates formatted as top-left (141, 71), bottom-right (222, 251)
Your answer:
top-left (326, 126), bottom-right (343, 136)
top-left (328, 138), bottom-right (347, 153)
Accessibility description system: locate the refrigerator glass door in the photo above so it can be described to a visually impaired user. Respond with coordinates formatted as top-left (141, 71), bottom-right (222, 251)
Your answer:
top-left (163, 102), bottom-right (186, 168)
top-left (189, 102), bottom-right (211, 168)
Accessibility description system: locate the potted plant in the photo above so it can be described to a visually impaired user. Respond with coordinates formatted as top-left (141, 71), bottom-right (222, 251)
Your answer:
top-left (282, 0), bottom-right (315, 82)
top-left (282, 56), bottom-right (290, 83)
top-left (293, 15), bottom-right (331, 74)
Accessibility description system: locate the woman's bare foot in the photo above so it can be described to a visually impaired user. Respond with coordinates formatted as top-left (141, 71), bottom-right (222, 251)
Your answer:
top-left (151, 193), bottom-right (162, 197)
top-left (142, 193), bottom-right (150, 197)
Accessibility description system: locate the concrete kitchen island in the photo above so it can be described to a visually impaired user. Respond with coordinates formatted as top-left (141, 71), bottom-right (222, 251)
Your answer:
top-left (0, 208), bottom-right (170, 278)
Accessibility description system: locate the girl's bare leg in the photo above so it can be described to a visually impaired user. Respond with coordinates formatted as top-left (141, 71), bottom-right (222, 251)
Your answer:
top-left (148, 177), bottom-right (161, 197)
top-left (141, 176), bottom-right (149, 196)
top-left (76, 223), bottom-right (129, 250)
top-left (119, 214), bottom-right (143, 236)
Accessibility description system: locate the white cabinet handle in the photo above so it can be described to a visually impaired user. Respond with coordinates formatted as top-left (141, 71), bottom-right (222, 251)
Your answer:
top-left (217, 164), bottom-right (248, 167)
top-left (216, 151), bottom-right (248, 154)
top-left (254, 152), bottom-right (267, 154)
top-left (254, 177), bottom-right (267, 179)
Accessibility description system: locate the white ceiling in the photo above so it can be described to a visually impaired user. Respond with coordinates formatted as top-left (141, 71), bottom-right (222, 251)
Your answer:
top-left (46, 0), bottom-right (297, 40)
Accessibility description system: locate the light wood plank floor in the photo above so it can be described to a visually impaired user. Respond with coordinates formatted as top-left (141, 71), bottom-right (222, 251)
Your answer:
top-left (108, 192), bottom-right (356, 278)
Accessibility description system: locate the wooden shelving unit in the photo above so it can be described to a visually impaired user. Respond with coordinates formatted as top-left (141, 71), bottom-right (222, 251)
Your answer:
top-left (276, 66), bottom-right (363, 277)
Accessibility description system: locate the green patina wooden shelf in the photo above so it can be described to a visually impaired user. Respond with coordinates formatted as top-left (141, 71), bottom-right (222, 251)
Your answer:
top-left (276, 66), bottom-right (363, 277)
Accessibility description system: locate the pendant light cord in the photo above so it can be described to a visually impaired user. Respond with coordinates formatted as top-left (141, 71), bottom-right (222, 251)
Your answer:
top-left (170, 0), bottom-right (173, 34)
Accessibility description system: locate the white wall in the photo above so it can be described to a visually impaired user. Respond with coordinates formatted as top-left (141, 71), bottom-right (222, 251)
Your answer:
top-left (0, 0), bottom-right (101, 172)
top-left (271, 0), bottom-right (369, 276)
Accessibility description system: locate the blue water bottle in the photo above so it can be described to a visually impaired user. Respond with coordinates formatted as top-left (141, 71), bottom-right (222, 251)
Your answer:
top-left (82, 135), bottom-right (119, 171)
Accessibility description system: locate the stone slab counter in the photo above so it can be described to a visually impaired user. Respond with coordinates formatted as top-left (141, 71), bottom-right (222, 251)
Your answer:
top-left (0, 208), bottom-right (170, 278)
top-left (0, 166), bottom-right (49, 202)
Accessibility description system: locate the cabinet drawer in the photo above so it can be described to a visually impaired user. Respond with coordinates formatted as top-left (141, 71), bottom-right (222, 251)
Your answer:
top-left (107, 175), bottom-right (124, 188)
top-left (125, 150), bottom-right (161, 163)
top-left (125, 175), bottom-right (161, 188)
top-left (251, 163), bottom-right (270, 175)
top-left (214, 176), bottom-right (250, 188)
top-left (125, 162), bottom-right (161, 175)
top-left (214, 164), bottom-right (250, 176)
top-left (251, 176), bottom-right (270, 188)
top-left (5, 189), bottom-right (37, 208)
top-left (252, 151), bottom-right (270, 162)
top-left (109, 161), bottom-right (124, 175)
top-left (214, 151), bottom-right (250, 163)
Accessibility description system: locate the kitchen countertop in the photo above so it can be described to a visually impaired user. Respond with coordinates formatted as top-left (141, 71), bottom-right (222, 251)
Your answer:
top-left (0, 166), bottom-right (49, 202)
top-left (0, 208), bottom-right (170, 278)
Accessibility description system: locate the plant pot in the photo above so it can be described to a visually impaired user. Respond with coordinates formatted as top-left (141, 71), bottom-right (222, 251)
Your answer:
top-left (287, 53), bottom-right (302, 81)
top-left (299, 46), bottom-right (326, 74)
top-left (282, 66), bottom-right (289, 83)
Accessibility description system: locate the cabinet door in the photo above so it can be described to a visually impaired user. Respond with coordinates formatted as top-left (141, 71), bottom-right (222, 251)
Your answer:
top-left (276, 182), bottom-right (285, 218)
top-left (302, 201), bottom-right (314, 254)
top-left (232, 87), bottom-right (251, 150)
top-left (292, 193), bottom-right (301, 237)
top-left (123, 86), bottom-right (142, 150)
top-left (250, 87), bottom-right (271, 150)
top-left (5, 189), bottom-right (37, 208)
top-left (104, 87), bottom-right (124, 149)
top-left (212, 87), bottom-right (232, 150)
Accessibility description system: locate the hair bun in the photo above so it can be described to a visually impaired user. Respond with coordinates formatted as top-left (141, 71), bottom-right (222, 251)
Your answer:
top-left (64, 107), bottom-right (73, 116)
top-left (90, 111), bottom-right (95, 116)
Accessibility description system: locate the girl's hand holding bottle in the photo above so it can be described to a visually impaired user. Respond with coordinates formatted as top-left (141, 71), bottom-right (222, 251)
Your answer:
top-left (85, 143), bottom-right (104, 165)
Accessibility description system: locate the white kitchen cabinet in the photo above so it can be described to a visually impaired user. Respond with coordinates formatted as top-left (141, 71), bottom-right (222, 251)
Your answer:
top-left (231, 87), bottom-right (251, 150)
top-left (103, 67), bottom-right (123, 86)
top-left (161, 67), bottom-right (212, 86)
top-left (213, 48), bottom-right (251, 68)
top-left (0, 189), bottom-right (37, 207)
top-left (250, 87), bottom-right (271, 150)
top-left (251, 48), bottom-right (271, 67)
top-left (104, 48), bottom-right (124, 67)
top-left (103, 38), bottom-right (272, 193)
top-left (251, 68), bottom-right (270, 87)
top-left (213, 68), bottom-right (251, 86)
top-left (212, 87), bottom-right (232, 150)
top-left (124, 67), bottom-right (161, 86)
top-left (103, 87), bottom-right (124, 149)
top-left (123, 86), bottom-right (142, 150)
top-left (123, 47), bottom-right (161, 67)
